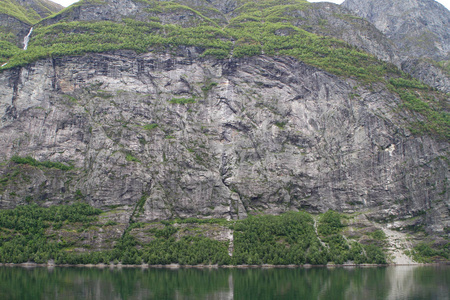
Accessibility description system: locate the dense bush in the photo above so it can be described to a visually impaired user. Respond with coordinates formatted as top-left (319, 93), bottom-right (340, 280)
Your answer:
top-left (0, 204), bottom-right (391, 265)
top-left (411, 243), bottom-right (450, 263)
top-left (0, 203), bottom-right (102, 263)
top-left (233, 211), bottom-right (319, 265)
top-left (318, 210), bottom-right (343, 236)
top-left (141, 236), bottom-right (231, 265)
top-left (169, 97), bottom-right (196, 104)
top-left (317, 211), bottom-right (387, 264)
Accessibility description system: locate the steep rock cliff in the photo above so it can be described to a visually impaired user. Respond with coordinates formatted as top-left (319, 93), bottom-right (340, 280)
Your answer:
top-left (0, 50), bottom-right (448, 236)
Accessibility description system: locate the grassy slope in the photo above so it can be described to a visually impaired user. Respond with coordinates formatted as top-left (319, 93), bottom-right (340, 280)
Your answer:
top-left (0, 0), bottom-right (63, 61)
top-left (0, 0), bottom-right (62, 24)
top-left (0, 0), bottom-right (41, 24)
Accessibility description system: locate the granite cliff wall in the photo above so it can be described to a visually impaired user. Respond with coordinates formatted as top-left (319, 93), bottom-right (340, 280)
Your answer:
top-left (0, 50), bottom-right (448, 235)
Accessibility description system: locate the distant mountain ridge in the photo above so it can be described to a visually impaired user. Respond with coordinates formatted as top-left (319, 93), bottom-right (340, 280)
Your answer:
top-left (342, 0), bottom-right (450, 61)
top-left (342, 0), bottom-right (450, 92)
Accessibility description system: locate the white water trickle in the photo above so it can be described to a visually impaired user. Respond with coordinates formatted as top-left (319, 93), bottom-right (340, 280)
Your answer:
top-left (23, 27), bottom-right (33, 50)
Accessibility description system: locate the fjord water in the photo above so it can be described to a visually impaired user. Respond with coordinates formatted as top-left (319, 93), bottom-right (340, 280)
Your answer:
top-left (0, 266), bottom-right (449, 300)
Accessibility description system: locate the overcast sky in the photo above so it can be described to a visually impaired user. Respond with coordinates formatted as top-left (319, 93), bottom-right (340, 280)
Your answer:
top-left (52, 0), bottom-right (450, 11)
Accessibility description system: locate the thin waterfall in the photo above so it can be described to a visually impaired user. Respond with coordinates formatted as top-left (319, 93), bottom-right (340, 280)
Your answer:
top-left (23, 27), bottom-right (33, 50)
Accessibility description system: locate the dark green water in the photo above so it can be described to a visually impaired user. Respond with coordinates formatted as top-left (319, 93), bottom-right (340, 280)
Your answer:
top-left (0, 265), bottom-right (448, 300)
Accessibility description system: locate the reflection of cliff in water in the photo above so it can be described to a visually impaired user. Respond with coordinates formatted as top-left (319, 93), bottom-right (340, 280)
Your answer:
top-left (385, 266), bottom-right (418, 300)
top-left (0, 266), bottom-right (449, 299)
top-left (203, 274), bottom-right (234, 300)
top-left (385, 266), bottom-right (450, 300)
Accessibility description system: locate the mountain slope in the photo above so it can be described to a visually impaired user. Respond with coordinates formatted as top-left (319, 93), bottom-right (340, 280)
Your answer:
top-left (0, 0), bottom-right (448, 261)
top-left (285, 2), bottom-right (399, 64)
top-left (342, 0), bottom-right (450, 92)
top-left (0, 0), bottom-right (63, 57)
top-left (342, 0), bottom-right (450, 61)
top-left (0, 0), bottom-right (63, 24)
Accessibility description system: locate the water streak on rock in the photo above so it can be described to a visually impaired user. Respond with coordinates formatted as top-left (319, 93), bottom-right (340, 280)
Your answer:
top-left (23, 27), bottom-right (33, 50)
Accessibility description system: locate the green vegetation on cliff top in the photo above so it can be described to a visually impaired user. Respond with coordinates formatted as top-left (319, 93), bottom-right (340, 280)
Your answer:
top-left (0, 0), bottom-right (448, 139)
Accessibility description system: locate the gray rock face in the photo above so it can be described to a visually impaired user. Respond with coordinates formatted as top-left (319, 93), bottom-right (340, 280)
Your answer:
top-left (401, 59), bottom-right (450, 93)
top-left (37, 0), bottom-right (449, 93)
top-left (342, 0), bottom-right (450, 61)
top-left (0, 51), bottom-right (448, 235)
top-left (342, 0), bottom-right (450, 93)
top-left (287, 2), bottom-right (400, 65)
top-left (41, 0), bottom-right (226, 27)
top-left (40, 0), bottom-right (147, 24)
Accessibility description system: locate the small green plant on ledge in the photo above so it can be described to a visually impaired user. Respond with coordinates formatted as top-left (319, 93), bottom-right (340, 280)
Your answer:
top-left (11, 155), bottom-right (74, 171)
top-left (201, 82), bottom-right (218, 93)
top-left (126, 154), bottom-right (140, 163)
top-left (169, 97), bottom-right (196, 104)
top-left (143, 123), bottom-right (158, 130)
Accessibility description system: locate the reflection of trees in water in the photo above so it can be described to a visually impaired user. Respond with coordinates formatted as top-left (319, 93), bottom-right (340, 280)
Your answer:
top-left (0, 266), bottom-right (448, 300)
top-left (231, 268), bottom-right (389, 300)
top-left (0, 267), bottom-right (232, 300)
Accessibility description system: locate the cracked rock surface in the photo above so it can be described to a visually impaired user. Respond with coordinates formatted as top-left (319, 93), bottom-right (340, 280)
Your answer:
top-left (0, 51), bottom-right (448, 236)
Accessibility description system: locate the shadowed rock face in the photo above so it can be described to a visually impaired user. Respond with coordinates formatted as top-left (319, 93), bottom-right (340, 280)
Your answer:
top-left (0, 50), bottom-right (448, 234)
top-left (342, 0), bottom-right (450, 61)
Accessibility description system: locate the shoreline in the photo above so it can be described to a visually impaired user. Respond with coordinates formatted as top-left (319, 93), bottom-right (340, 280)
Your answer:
top-left (0, 262), bottom-right (447, 269)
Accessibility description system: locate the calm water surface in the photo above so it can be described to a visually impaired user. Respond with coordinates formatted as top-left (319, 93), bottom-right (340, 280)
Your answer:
top-left (0, 265), bottom-right (449, 300)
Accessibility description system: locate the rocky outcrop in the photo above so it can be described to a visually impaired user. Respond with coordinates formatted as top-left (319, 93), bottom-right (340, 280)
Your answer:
top-left (401, 59), bottom-right (450, 93)
top-left (342, 0), bottom-right (450, 61)
top-left (286, 2), bottom-right (400, 65)
top-left (40, 0), bottom-right (226, 27)
top-left (0, 51), bottom-right (448, 236)
top-left (342, 0), bottom-right (450, 92)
